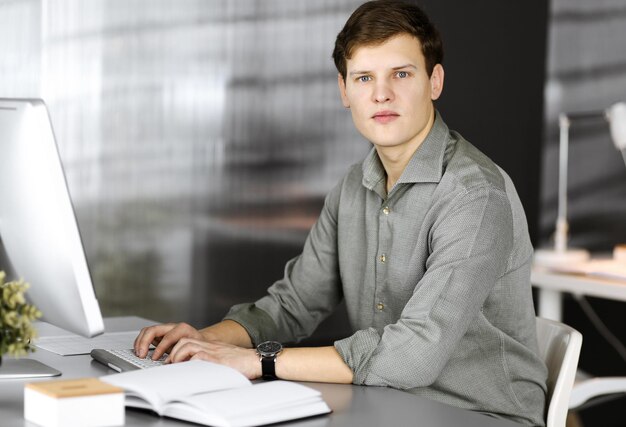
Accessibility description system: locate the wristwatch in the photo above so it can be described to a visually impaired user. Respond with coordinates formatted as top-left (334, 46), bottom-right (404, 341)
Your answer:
top-left (256, 340), bottom-right (283, 380)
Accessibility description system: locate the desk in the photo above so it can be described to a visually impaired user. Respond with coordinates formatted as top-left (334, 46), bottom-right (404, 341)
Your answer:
top-left (531, 269), bottom-right (626, 409)
top-left (531, 268), bottom-right (626, 321)
top-left (0, 317), bottom-right (520, 427)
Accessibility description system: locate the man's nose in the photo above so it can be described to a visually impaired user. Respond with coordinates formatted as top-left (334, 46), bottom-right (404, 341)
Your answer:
top-left (372, 81), bottom-right (394, 103)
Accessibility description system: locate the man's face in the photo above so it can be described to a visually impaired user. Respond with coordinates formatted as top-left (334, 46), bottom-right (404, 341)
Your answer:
top-left (338, 34), bottom-right (444, 152)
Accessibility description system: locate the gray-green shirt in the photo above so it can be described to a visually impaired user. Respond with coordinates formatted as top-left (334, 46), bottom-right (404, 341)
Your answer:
top-left (225, 112), bottom-right (548, 426)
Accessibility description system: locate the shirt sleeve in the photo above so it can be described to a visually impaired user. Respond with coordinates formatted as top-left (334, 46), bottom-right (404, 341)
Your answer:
top-left (334, 184), bottom-right (514, 389)
top-left (224, 180), bottom-right (344, 346)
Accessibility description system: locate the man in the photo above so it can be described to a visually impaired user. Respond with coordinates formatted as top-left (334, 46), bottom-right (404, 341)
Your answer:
top-left (135, 1), bottom-right (548, 425)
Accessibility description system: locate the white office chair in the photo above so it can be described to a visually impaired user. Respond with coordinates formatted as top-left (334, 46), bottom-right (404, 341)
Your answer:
top-left (535, 317), bottom-right (583, 427)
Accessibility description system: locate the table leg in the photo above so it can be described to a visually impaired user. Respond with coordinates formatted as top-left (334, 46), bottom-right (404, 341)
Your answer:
top-left (538, 289), bottom-right (563, 321)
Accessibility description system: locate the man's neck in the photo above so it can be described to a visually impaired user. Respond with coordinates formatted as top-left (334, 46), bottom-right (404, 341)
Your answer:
top-left (376, 110), bottom-right (435, 194)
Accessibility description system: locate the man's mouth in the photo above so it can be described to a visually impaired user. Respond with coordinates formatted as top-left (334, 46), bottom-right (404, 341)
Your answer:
top-left (372, 110), bottom-right (400, 124)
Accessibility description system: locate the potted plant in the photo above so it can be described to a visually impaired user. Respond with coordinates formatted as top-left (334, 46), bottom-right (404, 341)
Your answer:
top-left (0, 271), bottom-right (41, 364)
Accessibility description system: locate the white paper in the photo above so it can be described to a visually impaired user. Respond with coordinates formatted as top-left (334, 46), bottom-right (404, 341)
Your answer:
top-left (166, 381), bottom-right (331, 427)
top-left (101, 360), bottom-right (251, 412)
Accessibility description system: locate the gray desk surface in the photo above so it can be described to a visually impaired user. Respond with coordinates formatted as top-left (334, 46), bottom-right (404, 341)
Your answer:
top-left (0, 317), bottom-right (520, 427)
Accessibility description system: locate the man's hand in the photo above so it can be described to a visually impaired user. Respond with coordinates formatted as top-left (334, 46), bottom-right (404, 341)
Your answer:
top-left (134, 322), bottom-right (205, 360)
top-left (166, 339), bottom-right (261, 380)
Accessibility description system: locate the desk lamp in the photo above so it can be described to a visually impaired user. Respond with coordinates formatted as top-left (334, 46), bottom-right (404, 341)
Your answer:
top-left (535, 102), bottom-right (626, 267)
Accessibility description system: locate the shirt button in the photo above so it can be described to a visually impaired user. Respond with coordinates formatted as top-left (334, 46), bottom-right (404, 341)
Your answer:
top-left (379, 254), bottom-right (386, 263)
top-left (382, 206), bottom-right (390, 215)
top-left (376, 302), bottom-right (385, 311)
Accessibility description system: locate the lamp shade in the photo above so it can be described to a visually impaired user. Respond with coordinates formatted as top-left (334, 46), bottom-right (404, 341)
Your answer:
top-left (608, 102), bottom-right (626, 150)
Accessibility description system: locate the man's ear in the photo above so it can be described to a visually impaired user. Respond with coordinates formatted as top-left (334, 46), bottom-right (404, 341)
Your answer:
top-left (430, 64), bottom-right (444, 101)
top-left (338, 73), bottom-right (350, 108)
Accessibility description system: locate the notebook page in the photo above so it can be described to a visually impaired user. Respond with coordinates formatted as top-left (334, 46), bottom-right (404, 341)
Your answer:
top-left (173, 380), bottom-right (330, 425)
top-left (101, 360), bottom-right (251, 410)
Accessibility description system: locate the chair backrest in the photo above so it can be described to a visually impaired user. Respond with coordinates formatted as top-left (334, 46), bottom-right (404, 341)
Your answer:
top-left (535, 317), bottom-right (583, 427)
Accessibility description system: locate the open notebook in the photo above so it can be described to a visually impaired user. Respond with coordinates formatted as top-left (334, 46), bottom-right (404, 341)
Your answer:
top-left (100, 360), bottom-right (331, 427)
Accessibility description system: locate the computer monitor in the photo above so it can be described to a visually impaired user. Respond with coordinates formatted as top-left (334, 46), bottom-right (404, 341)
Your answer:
top-left (0, 98), bottom-right (104, 338)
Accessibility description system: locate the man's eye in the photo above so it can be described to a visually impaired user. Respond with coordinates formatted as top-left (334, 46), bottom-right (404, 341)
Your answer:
top-left (396, 71), bottom-right (409, 78)
top-left (357, 76), bottom-right (371, 83)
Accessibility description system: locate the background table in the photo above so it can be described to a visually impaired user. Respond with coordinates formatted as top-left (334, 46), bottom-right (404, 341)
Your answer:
top-left (531, 268), bottom-right (626, 322)
top-left (0, 317), bottom-right (521, 427)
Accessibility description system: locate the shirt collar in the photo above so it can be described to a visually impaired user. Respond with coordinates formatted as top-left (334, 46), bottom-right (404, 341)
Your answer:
top-left (361, 111), bottom-right (451, 192)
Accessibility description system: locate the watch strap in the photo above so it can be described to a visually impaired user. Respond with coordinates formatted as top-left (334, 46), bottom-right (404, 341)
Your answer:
top-left (261, 355), bottom-right (277, 380)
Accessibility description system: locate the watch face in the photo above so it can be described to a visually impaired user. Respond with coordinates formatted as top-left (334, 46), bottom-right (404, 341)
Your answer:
top-left (257, 341), bottom-right (282, 356)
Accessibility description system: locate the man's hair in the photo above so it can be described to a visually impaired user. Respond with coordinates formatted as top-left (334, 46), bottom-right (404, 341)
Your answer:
top-left (333, 0), bottom-right (443, 80)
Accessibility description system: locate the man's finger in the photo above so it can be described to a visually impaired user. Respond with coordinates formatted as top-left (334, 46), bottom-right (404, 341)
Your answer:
top-left (168, 339), bottom-right (207, 363)
top-left (134, 324), bottom-right (174, 358)
top-left (150, 326), bottom-right (193, 360)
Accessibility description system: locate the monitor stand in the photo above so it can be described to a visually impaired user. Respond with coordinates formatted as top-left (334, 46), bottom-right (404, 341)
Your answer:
top-left (0, 359), bottom-right (61, 379)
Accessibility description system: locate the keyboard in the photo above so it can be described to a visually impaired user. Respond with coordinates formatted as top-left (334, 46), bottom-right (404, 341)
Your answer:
top-left (91, 348), bottom-right (167, 372)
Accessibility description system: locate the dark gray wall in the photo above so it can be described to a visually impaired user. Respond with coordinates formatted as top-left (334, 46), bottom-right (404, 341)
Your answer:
top-left (423, 1), bottom-right (549, 246)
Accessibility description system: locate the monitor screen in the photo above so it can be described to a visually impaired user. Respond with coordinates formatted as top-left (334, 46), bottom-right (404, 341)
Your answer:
top-left (0, 98), bottom-right (104, 337)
